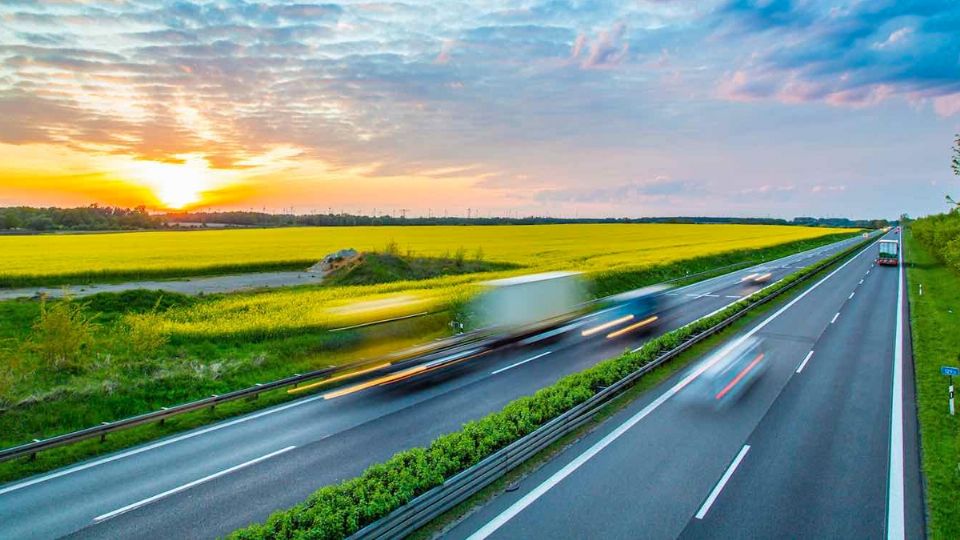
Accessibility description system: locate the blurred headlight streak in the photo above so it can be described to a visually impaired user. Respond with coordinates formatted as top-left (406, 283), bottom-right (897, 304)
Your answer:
top-left (581, 314), bottom-right (635, 337)
top-left (606, 315), bottom-right (658, 339)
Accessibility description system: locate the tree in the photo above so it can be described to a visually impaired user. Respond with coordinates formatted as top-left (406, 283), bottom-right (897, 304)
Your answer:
top-left (948, 134), bottom-right (960, 208)
top-left (953, 133), bottom-right (960, 177)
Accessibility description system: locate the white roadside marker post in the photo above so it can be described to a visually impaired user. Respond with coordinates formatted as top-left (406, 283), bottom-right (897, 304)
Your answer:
top-left (942, 366), bottom-right (959, 416)
top-left (950, 373), bottom-right (956, 417)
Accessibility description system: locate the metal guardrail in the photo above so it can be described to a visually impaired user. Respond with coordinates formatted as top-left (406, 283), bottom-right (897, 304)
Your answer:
top-left (350, 235), bottom-right (876, 540)
top-left (0, 321), bottom-right (486, 464)
top-left (0, 364), bottom-right (348, 463)
top-left (0, 234), bottom-right (866, 465)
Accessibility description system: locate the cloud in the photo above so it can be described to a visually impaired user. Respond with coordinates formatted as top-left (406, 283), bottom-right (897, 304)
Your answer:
top-left (714, 0), bottom-right (960, 115)
top-left (536, 177), bottom-right (696, 203)
top-left (0, 0), bottom-right (954, 218)
top-left (811, 184), bottom-right (846, 193)
top-left (571, 22), bottom-right (630, 68)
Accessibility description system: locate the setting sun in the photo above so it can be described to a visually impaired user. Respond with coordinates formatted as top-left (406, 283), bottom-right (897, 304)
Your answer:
top-left (122, 156), bottom-right (228, 209)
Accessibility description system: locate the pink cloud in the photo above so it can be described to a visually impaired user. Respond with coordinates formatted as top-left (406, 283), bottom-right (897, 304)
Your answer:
top-left (436, 39), bottom-right (456, 64)
top-left (571, 23), bottom-right (629, 69)
top-left (933, 93), bottom-right (960, 117)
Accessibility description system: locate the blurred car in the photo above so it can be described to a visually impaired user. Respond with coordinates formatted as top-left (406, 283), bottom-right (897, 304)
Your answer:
top-left (740, 271), bottom-right (772, 286)
top-left (685, 336), bottom-right (767, 408)
top-left (580, 285), bottom-right (672, 339)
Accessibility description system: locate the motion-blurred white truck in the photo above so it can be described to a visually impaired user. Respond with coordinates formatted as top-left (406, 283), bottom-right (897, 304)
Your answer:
top-left (472, 271), bottom-right (587, 334)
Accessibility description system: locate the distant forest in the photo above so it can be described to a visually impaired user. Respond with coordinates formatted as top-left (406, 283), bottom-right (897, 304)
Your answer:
top-left (0, 205), bottom-right (891, 233)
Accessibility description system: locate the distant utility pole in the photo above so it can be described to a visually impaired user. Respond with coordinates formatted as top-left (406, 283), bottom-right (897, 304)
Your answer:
top-left (400, 208), bottom-right (408, 219)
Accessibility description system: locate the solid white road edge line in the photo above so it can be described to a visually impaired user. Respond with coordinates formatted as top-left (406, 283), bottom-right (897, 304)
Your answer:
top-left (796, 350), bottom-right (815, 374)
top-left (886, 245), bottom-right (905, 540)
top-left (93, 445), bottom-right (296, 523)
top-left (491, 351), bottom-right (553, 375)
top-left (695, 445), bottom-right (751, 519)
top-left (465, 242), bottom-right (875, 540)
top-left (0, 237), bottom-right (862, 497)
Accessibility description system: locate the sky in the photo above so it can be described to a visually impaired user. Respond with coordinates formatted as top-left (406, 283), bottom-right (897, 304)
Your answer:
top-left (0, 0), bottom-right (958, 219)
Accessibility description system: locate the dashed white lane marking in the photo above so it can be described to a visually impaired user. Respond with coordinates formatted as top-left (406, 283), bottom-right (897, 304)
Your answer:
top-left (491, 351), bottom-right (553, 375)
top-left (796, 350), bottom-right (814, 374)
top-left (849, 291), bottom-right (855, 300)
top-left (93, 445), bottom-right (296, 522)
top-left (831, 312), bottom-right (840, 324)
top-left (695, 445), bottom-right (751, 519)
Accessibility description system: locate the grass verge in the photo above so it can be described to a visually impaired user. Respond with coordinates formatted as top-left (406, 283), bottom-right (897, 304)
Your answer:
top-left (903, 230), bottom-right (960, 540)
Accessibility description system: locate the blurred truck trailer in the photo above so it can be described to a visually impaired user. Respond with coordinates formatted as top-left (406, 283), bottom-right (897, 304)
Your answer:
top-left (472, 271), bottom-right (587, 334)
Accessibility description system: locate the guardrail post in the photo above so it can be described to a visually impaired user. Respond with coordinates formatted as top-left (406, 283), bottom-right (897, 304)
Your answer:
top-left (159, 406), bottom-right (169, 426)
top-left (292, 375), bottom-right (302, 388)
top-left (209, 395), bottom-right (218, 413)
top-left (100, 422), bottom-right (109, 442)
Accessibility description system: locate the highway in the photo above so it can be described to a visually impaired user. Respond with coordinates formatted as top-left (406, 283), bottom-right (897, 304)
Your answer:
top-left (0, 236), bottom-right (868, 540)
top-left (447, 232), bottom-right (924, 540)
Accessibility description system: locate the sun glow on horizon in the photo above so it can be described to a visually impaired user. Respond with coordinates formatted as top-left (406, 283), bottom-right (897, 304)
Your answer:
top-left (122, 156), bottom-right (231, 209)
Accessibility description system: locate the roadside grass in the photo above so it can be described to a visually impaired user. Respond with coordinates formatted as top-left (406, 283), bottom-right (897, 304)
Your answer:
top-left (0, 232), bottom-right (856, 484)
top-left (322, 252), bottom-right (517, 287)
top-left (904, 230), bottom-right (960, 540)
top-left (0, 223), bottom-right (855, 287)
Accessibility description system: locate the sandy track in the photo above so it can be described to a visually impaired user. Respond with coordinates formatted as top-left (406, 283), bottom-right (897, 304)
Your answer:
top-left (0, 271), bottom-right (325, 301)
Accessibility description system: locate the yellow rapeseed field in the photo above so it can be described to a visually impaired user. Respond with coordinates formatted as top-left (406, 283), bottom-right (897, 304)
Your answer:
top-left (0, 223), bottom-right (852, 282)
top-left (35, 223), bottom-right (851, 340)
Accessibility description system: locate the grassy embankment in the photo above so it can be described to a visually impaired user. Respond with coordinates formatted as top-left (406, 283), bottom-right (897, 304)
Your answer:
top-left (904, 230), bottom-right (960, 539)
top-left (0, 226), bottom-right (856, 482)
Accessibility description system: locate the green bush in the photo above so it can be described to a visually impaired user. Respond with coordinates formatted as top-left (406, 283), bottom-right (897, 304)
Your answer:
top-left (230, 237), bottom-right (870, 540)
top-left (29, 299), bottom-right (97, 372)
top-left (912, 212), bottom-right (960, 273)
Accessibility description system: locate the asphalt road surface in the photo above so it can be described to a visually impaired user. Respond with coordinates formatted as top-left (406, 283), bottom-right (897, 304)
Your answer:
top-left (0, 235), bottom-right (870, 540)
top-left (446, 231), bottom-right (923, 540)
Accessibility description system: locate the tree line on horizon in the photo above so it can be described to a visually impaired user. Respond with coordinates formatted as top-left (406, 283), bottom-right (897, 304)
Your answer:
top-left (0, 205), bottom-right (891, 233)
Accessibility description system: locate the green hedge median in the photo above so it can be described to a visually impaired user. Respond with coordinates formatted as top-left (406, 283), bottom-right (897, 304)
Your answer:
top-left (230, 238), bottom-right (872, 540)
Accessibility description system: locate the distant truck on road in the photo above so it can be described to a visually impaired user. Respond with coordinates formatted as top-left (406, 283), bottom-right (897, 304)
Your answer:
top-left (877, 239), bottom-right (899, 266)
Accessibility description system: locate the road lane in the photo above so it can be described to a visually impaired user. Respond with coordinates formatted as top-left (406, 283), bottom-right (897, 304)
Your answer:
top-left (0, 236), bottom-right (866, 540)
top-left (448, 233), bottom-right (918, 540)
top-left (680, 255), bottom-right (895, 538)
